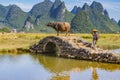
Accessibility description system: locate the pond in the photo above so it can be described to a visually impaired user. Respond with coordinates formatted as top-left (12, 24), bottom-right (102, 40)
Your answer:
top-left (0, 50), bottom-right (120, 80)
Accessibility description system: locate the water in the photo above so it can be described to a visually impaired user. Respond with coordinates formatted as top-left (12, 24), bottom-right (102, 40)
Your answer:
top-left (0, 52), bottom-right (120, 80)
top-left (112, 48), bottom-right (120, 54)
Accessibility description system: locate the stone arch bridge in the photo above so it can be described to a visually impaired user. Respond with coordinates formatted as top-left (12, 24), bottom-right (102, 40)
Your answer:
top-left (30, 36), bottom-right (120, 64)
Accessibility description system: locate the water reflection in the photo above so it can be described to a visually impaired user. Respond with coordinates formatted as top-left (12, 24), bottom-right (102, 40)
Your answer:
top-left (92, 68), bottom-right (98, 80)
top-left (0, 53), bottom-right (120, 80)
top-left (32, 54), bottom-right (120, 80)
top-left (33, 54), bottom-right (120, 72)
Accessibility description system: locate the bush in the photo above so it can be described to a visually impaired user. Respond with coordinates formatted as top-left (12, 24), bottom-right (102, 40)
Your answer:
top-left (0, 27), bottom-right (11, 33)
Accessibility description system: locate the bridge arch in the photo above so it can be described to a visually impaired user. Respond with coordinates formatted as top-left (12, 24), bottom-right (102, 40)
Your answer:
top-left (43, 41), bottom-right (61, 56)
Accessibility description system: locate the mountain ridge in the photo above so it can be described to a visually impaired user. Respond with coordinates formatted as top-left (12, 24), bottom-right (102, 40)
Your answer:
top-left (71, 1), bottom-right (120, 33)
top-left (0, 0), bottom-right (120, 33)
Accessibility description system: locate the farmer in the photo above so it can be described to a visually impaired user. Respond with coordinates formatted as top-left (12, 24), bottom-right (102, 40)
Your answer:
top-left (92, 29), bottom-right (99, 49)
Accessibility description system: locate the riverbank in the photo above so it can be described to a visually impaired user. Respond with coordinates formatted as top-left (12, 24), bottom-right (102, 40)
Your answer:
top-left (0, 33), bottom-right (120, 53)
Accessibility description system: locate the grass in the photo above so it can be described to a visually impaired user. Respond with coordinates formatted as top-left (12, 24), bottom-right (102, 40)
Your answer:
top-left (0, 33), bottom-right (55, 52)
top-left (95, 34), bottom-right (120, 49)
top-left (0, 33), bottom-right (120, 52)
top-left (74, 34), bottom-right (120, 49)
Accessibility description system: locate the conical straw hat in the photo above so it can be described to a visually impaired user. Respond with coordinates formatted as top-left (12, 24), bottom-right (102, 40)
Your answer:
top-left (92, 29), bottom-right (98, 32)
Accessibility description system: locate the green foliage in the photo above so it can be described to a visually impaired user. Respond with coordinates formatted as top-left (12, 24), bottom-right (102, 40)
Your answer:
top-left (71, 2), bottom-right (120, 33)
top-left (71, 11), bottom-right (94, 33)
top-left (0, 1), bottom-right (120, 33)
top-left (0, 4), bottom-right (10, 20)
top-left (64, 10), bottom-right (75, 22)
top-left (6, 5), bottom-right (28, 29)
top-left (0, 26), bottom-right (11, 32)
top-left (0, 4), bottom-right (28, 30)
top-left (29, 0), bottom-right (53, 18)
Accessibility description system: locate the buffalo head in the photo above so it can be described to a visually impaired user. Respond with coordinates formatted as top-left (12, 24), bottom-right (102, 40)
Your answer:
top-left (46, 22), bottom-right (53, 27)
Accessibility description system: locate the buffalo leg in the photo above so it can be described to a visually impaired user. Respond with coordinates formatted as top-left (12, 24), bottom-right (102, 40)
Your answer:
top-left (68, 30), bottom-right (70, 36)
top-left (65, 31), bottom-right (68, 36)
top-left (65, 30), bottom-right (70, 36)
top-left (57, 31), bottom-right (59, 36)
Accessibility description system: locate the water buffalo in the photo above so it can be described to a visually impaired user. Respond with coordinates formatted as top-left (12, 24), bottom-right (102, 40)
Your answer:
top-left (46, 22), bottom-right (70, 36)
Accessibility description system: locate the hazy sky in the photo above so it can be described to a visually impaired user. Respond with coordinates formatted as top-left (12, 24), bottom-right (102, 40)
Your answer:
top-left (0, 0), bottom-right (120, 22)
